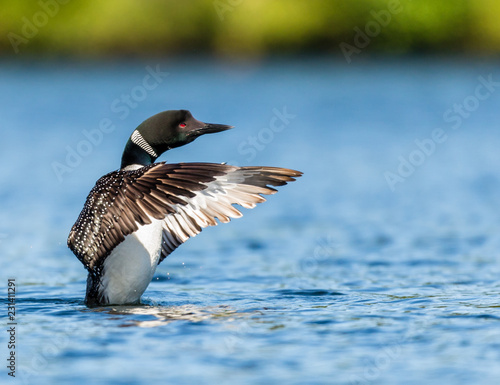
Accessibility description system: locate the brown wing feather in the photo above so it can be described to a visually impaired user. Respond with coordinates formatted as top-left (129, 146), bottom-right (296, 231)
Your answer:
top-left (156, 165), bottom-right (302, 264)
top-left (67, 162), bottom-right (302, 272)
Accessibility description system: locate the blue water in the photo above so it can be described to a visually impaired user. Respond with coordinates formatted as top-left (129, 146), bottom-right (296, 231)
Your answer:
top-left (2, 58), bottom-right (500, 385)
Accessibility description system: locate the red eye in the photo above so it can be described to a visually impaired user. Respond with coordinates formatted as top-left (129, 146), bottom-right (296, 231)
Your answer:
top-left (179, 123), bottom-right (186, 128)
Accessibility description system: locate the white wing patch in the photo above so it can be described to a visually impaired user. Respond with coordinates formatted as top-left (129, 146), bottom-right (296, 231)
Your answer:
top-left (160, 170), bottom-right (276, 260)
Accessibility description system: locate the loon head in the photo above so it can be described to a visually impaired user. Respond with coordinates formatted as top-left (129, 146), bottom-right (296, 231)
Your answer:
top-left (120, 109), bottom-right (233, 169)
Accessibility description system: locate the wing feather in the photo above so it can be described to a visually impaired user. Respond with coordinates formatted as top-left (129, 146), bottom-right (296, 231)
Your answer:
top-left (67, 162), bottom-right (302, 271)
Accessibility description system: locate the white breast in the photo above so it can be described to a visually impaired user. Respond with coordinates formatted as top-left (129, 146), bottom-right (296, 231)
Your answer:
top-left (99, 218), bottom-right (164, 305)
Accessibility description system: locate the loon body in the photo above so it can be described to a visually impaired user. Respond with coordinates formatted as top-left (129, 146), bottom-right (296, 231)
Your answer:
top-left (68, 110), bottom-right (301, 307)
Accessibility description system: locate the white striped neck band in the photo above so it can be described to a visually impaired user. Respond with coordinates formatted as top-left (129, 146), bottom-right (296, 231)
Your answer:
top-left (131, 130), bottom-right (158, 158)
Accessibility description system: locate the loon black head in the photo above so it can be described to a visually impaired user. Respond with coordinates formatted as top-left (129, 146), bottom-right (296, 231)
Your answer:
top-left (120, 109), bottom-right (233, 169)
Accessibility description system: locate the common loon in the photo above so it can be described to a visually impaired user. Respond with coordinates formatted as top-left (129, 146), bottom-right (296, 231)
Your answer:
top-left (68, 110), bottom-right (301, 307)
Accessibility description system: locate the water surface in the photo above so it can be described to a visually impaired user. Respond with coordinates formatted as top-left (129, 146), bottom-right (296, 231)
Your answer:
top-left (2, 58), bottom-right (500, 385)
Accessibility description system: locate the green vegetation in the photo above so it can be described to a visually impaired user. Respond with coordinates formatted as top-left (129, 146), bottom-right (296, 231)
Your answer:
top-left (1, 0), bottom-right (500, 58)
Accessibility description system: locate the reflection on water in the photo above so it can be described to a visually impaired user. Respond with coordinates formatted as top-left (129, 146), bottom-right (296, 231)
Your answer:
top-left (92, 304), bottom-right (244, 328)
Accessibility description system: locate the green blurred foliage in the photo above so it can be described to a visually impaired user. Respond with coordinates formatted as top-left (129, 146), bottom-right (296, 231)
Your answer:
top-left (0, 0), bottom-right (499, 58)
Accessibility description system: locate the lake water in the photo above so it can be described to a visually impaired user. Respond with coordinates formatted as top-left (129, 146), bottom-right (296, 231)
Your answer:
top-left (2, 58), bottom-right (500, 385)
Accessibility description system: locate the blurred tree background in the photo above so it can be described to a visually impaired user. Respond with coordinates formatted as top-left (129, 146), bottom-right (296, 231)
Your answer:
top-left (1, 0), bottom-right (500, 58)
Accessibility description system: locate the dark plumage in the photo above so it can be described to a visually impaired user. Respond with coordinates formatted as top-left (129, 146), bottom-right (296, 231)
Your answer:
top-left (68, 110), bottom-right (302, 307)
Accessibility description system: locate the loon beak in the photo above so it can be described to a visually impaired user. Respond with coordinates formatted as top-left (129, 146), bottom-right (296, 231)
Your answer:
top-left (198, 123), bottom-right (234, 134)
top-left (185, 118), bottom-right (234, 141)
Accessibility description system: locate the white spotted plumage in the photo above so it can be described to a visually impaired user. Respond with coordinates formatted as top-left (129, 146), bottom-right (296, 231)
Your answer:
top-left (95, 170), bottom-right (288, 304)
top-left (67, 109), bottom-right (302, 307)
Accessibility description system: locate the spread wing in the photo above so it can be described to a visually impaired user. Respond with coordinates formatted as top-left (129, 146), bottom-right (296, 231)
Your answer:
top-left (67, 162), bottom-right (302, 272)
